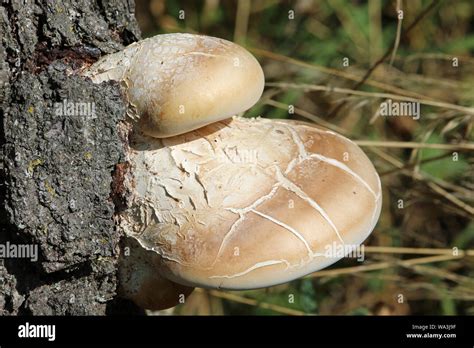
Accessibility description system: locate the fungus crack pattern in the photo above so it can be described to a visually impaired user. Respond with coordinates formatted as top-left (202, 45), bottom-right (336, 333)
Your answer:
top-left (209, 122), bottom-right (379, 279)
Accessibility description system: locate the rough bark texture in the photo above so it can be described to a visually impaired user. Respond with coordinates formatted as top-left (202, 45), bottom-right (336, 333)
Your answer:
top-left (0, 0), bottom-right (142, 315)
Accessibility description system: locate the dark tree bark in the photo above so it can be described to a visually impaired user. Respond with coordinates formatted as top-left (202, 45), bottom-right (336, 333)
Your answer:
top-left (1, 0), bottom-right (143, 315)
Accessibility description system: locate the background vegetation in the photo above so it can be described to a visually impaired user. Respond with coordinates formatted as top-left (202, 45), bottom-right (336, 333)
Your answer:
top-left (135, 0), bottom-right (473, 315)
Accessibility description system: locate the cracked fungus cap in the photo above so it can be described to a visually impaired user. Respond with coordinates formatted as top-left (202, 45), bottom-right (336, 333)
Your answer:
top-left (120, 116), bottom-right (382, 290)
top-left (84, 33), bottom-right (264, 138)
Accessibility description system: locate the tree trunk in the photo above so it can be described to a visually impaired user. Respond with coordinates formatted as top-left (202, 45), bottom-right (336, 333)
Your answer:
top-left (1, 0), bottom-right (142, 315)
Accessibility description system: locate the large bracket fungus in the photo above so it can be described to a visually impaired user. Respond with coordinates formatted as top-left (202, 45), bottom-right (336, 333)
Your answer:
top-left (83, 33), bottom-right (382, 310)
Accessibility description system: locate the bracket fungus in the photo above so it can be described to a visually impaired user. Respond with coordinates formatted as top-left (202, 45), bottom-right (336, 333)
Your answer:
top-left (84, 33), bottom-right (264, 138)
top-left (84, 33), bottom-right (382, 309)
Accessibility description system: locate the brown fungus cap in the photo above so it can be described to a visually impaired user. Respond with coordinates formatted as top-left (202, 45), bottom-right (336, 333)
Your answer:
top-left (119, 116), bottom-right (382, 290)
top-left (83, 33), bottom-right (265, 138)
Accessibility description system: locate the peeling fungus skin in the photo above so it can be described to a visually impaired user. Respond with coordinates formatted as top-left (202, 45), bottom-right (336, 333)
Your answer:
top-left (119, 116), bottom-right (382, 290)
top-left (83, 33), bottom-right (265, 138)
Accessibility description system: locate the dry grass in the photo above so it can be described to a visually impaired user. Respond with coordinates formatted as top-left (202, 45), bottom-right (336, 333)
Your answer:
top-left (138, 0), bottom-right (473, 316)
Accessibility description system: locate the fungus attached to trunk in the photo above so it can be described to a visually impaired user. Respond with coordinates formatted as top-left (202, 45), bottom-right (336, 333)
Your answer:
top-left (84, 33), bottom-right (264, 138)
top-left (121, 116), bottom-right (382, 290)
top-left (84, 33), bottom-right (382, 309)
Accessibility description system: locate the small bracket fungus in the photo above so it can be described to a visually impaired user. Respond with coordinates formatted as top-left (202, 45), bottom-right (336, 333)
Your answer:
top-left (84, 33), bottom-right (382, 309)
top-left (118, 238), bottom-right (194, 310)
top-left (83, 33), bottom-right (264, 138)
